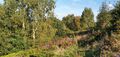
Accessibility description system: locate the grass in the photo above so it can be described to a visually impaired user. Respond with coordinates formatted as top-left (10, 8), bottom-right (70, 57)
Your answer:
top-left (1, 45), bottom-right (86, 57)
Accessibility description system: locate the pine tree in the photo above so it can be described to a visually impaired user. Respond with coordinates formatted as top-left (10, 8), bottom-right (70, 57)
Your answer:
top-left (111, 1), bottom-right (120, 34)
top-left (97, 2), bottom-right (112, 30)
top-left (80, 8), bottom-right (95, 31)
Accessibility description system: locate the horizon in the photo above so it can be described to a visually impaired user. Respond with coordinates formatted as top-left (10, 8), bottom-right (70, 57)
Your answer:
top-left (54, 0), bottom-right (116, 21)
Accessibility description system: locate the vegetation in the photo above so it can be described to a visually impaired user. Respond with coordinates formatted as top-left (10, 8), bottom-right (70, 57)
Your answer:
top-left (80, 8), bottom-right (95, 31)
top-left (0, 0), bottom-right (120, 57)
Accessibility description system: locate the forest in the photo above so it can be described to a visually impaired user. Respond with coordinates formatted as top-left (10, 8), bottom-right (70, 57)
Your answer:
top-left (0, 0), bottom-right (120, 57)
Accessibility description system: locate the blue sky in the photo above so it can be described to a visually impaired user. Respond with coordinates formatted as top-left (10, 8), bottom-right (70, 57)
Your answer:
top-left (0, 0), bottom-right (117, 20)
top-left (0, 0), bottom-right (3, 4)
top-left (54, 0), bottom-right (116, 20)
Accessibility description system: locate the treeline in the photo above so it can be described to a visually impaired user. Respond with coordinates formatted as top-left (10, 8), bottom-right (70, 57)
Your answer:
top-left (0, 0), bottom-right (120, 57)
top-left (78, 1), bottom-right (120, 57)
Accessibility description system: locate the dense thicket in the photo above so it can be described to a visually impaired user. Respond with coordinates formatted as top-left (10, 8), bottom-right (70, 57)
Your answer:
top-left (79, 1), bottom-right (120, 57)
top-left (62, 14), bottom-right (81, 31)
top-left (0, 0), bottom-right (56, 55)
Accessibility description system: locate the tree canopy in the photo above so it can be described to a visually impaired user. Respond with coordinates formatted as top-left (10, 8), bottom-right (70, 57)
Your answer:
top-left (80, 8), bottom-right (95, 30)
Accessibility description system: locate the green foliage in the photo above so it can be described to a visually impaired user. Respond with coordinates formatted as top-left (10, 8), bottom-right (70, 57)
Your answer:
top-left (97, 2), bottom-right (112, 30)
top-left (63, 45), bottom-right (78, 57)
top-left (1, 45), bottom-right (80, 57)
top-left (74, 16), bottom-right (81, 31)
top-left (62, 14), bottom-right (75, 31)
top-left (0, 0), bottom-right (56, 56)
top-left (48, 17), bottom-right (68, 37)
top-left (80, 8), bottom-right (95, 30)
top-left (34, 21), bottom-right (57, 46)
top-left (62, 14), bottom-right (81, 31)
top-left (0, 5), bottom-right (5, 18)
top-left (1, 0), bottom-right (120, 57)
top-left (111, 1), bottom-right (120, 34)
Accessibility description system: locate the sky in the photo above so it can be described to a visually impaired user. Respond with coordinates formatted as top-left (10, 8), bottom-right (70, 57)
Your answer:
top-left (54, 0), bottom-right (116, 20)
top-left (0, 0), bottom-right (3, 4)
top-left (0, 0), bottom-right (117, 20)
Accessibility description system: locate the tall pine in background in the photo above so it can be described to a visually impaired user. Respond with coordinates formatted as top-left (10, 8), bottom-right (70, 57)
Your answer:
top-left (97, 2), bottom-right (112, 30)
top-left (111, 1), bottom-right (120, 35)
top-left (80, 8), bottom-right (95, 31)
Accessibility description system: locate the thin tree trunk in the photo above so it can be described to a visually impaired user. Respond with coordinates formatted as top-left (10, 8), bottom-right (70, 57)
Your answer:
top-left (32, 22), bottom-right (37, 48)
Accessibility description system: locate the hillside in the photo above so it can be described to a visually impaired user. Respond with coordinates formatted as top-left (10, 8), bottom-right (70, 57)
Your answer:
top-left (0, 0), bottom-right (120, 57)
top-left (1, 31), bottom-right (90, 57)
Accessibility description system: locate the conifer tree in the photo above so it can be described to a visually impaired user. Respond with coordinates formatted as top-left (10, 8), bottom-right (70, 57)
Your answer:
top-left (97, 2), bottom-right (112, 30)
top-left (80, 8), bottom-right (95, 31)
top-left (111, 1), bottom-right (120, 34)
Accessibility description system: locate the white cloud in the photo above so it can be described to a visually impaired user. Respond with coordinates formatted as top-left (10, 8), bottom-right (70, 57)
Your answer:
top-left (108, 4), bottom-right (114, 10)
